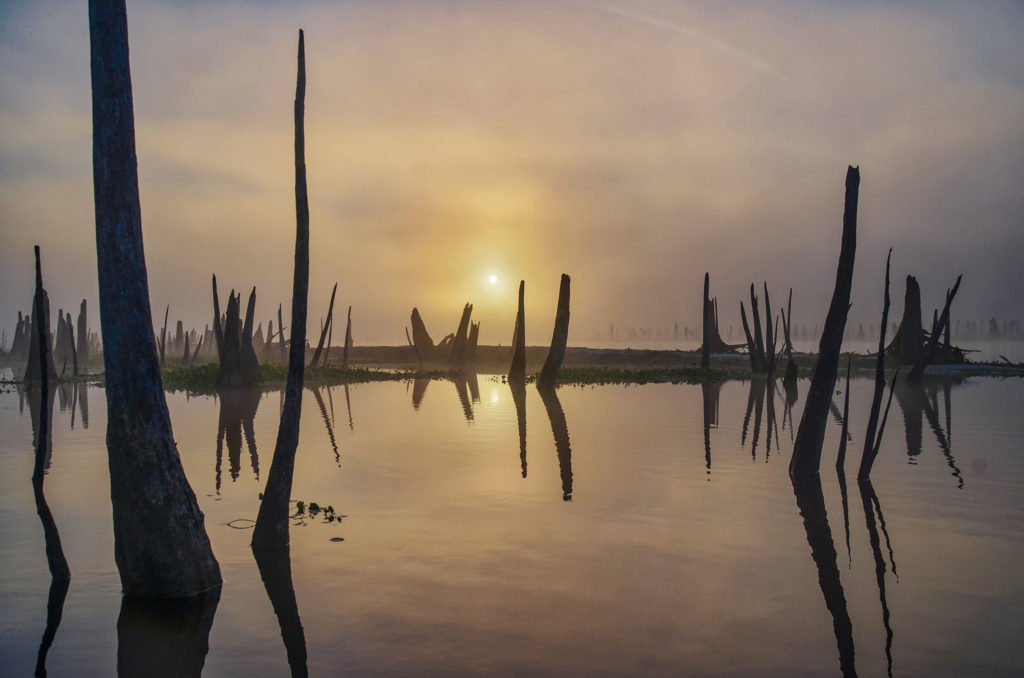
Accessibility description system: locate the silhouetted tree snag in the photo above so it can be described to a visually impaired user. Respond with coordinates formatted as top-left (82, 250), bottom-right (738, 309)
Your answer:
top-left (790, 166), bottom-right (859, 478)
top-left (764, 283), bottom-right (778, 375)
top-left (309, 283), bottom-right (336, 367)
top-left (410, 308), bottom-right (435, 361)
top-left (24, 267), bottom-right (56, 385)
top-left (740, 302), bottom-right (760, 372)
top-left (158, 304), bottom-right (169, 368)
top-left (835, 357), bottom-right (852, 473)
top-left (30, 246), bottom-right (71, 588)
top-left (406, 326), bottom-right (423, 369)
top-left (449, 303), bottom-right (474, 364)
top-left (701, 273), bottom-right (711, 368)
top-left (466, 321), bottom-right (480, 363)
top-left (90, 0), bottom-right (220, 596)
top-left (750, 284), bottom-right (766, 368)
top-left (68, 320), bottom-right (79, 376)
top-left (538, 274), bottom-right (571, 388)
top-left (341, 305), bottom-right (353, 369)
top-left (907, 275), bottom-right (962, 383)
top-left (792, 474), bottom-right (857, 678)
top-left (211, 275), bottom-right (224, 361)
top-left (116, 587), bottom-right (220, 678)
top-left (538, 384), bottom-right (573, 501)
top-left (508, 280), bottom-right (526, 382)
top-left (189, 335), bottom-right (204, 367)
top-left (277, 303), bottom-right (287, 363)
top-left (252, 546), bottom-right (308, 678)
top-left (858, 249), bottom-right (893, 480)
top-left (894, 276), bottom-right (922, 365)
top-left (174, 320), bottom-right (184, 353)
top-left (181, 331), bottom-right (192, 368)
top-left (252, 29), bottom-right (310, 550)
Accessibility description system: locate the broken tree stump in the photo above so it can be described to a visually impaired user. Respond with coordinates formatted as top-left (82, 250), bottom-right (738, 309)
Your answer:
top-left (538, 274), bottom-right (571, 388)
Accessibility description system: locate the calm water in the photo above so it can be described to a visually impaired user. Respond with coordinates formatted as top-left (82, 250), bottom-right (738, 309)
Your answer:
top-left (1, 371), bottom-right (1023, 676)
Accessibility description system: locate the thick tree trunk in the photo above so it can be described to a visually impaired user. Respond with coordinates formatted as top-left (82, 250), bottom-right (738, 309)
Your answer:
top-left (896, 276), bottom-right (922, 365)
top-left (790, 166), bottom-right (859, 477)
top-left (466, 321), bottom-right (480, 364)
top-left (538, 274), bottom-right (571, 388)
top-left (252, 30), bottom-right (310, 550)
top-left (508, 280), bottom-right (526, 382)
top-left (89, 0), bottom-right (220, 596)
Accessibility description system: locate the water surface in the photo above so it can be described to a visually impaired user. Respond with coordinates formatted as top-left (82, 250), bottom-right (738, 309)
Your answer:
top-left (1, 373), bottom-right (1022, 676)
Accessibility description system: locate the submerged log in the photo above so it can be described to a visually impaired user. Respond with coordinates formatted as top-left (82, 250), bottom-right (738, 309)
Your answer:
top-left (790, 166), bottom-right (859, 477)
top-left (253, 29), bottom-right (310, 550)
top-left (538, 274), bottom-right (571, 388)
top-left (90, 0), bottom-right (220, 596)
top-left (508, 280), bottom-right (526, 382)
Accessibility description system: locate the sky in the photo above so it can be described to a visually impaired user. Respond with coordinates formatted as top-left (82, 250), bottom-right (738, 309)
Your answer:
top-left (1, 0), bottom-right (1022, 347)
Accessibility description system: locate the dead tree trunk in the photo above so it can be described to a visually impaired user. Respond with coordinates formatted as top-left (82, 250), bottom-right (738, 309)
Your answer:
top-left (90, 0), bottom-right (220, 596)
top-left (24, 264), bottom-right (57, 385)
top-left (740, 302), bottom-right (759, 372)
top-left (342, 305), bottom-right (352, 369)
top-left (750, 284), bottom-right (766, 369)
top-left (309, 282), bottom-right (336, 367)
top-left (701, 272), bottom-right (711, 369)
top-left (158, 305), bottom-right (169, 368)
top-left (858, 249), bottom-right (892, 480)
top-left (410, 308), bottom-right (434, 361)
top-left (77, 300), bottom-right (89, 364)
top-left (181, 331), bottom-right (192, 369)
top-left (240, 287), bottom-right (260, 380)
top-left (908, 276), bottom-right (962, 383)
top-left (896, 276), bottom-right (922, 365)
top-left (508, 280), bottom-right (526, 382)
top-left (790, 166), bottom-right (859, 478)
top-left (212, 275), bottom-right (224, 361)
top-left (466, 321), bottom-right (479, 364)
top-left (253, 29), bottom-right (310, 550)
top-left (449, 303), bottom-right (474, 365)
top-left (277, 303), bottom-right (286, 363)
top-left (538, 274), bottom-right (570, 388)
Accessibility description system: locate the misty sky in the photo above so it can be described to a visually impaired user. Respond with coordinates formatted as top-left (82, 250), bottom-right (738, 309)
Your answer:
top-left (1, 0), bottom-right (1022, 346)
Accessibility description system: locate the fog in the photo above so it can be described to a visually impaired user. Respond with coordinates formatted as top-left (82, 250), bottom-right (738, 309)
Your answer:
top-left (2, 0), bottom-right (1022, 347)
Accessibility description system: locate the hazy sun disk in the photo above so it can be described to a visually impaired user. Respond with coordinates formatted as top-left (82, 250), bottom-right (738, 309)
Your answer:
top-left (488, 274), bottom-right (498, 285)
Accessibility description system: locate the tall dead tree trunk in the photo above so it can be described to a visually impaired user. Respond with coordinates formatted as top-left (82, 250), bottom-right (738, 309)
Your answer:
top-left (740, 302), bottom-right (759, 372)
top-left (253, 29), bottom-right (310, 550)
top-left (508, 280), bottom-right (526, 382)
top-left (538, 274), bottom-right (570, 388)
top-left (212, 275), bottom-right (224, 361)
top-left (90, 0), bottom-right (220, 596)
top-left (790, 166), bottom-right (859, 478)
top-left (240, 287), bottom-right (259, 380)
top-left (750, 284), bottom-right (766, 368)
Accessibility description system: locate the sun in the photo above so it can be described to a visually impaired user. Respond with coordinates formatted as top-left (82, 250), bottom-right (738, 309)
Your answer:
top-left (488, 274), bottom-right (498, 285)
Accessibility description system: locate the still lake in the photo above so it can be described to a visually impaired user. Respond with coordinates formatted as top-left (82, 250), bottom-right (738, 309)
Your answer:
top-left (1, 371), bottom-right (1023, 676)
